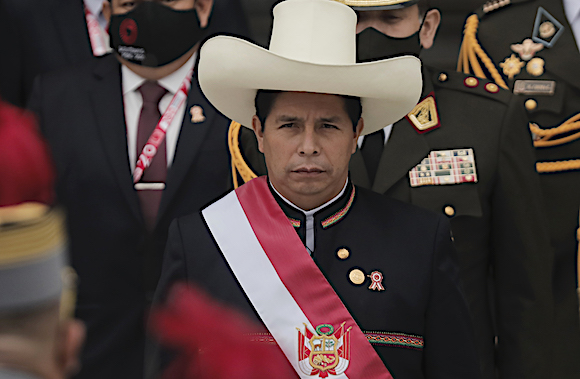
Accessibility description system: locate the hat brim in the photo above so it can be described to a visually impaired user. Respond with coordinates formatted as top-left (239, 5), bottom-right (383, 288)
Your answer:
top-left (198, 36), bottom-right (422, 136)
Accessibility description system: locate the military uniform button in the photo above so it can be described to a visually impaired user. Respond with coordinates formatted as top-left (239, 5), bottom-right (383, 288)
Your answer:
top-left (485, 83), bottom-right (499, 93)
top-left (464, 77), bottom-right (479, 88)
top-left (438, 73), bottom-right (448, 82)
top-left (337, 248), bottom-right (350, 260)
top-left (525, 99), bottom-right (538, 111)
top-left (349, 269), bottom-right (365, 285)
top-left (444, 206), bottom-right (455, 217)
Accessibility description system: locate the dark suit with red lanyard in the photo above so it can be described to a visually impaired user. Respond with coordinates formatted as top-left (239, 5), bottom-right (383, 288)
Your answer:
top-left (28, 53), bottom-right (232, 379)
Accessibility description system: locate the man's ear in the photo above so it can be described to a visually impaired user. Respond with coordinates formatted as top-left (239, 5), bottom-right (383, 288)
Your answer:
top-left (419, 9), bottom-right (441, 50)
top-left (57, 319), bottom-right (86, 377)
top-left (352, 118), bottom-right (364, 154)
top-left (252, 116), bottom-right (265, 153)
top-left (195, 0), bottom-right (214, 28)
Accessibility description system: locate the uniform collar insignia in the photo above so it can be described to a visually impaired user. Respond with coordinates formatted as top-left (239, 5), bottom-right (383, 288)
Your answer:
top-left (532, 6), bottom-right (565, 48)
top-left (405, 92), bottom-right (440, 134)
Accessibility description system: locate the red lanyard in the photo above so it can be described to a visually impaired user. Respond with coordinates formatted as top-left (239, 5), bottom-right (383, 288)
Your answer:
top-left (133, 68), bottom-right (194, 184)
top-left (84, 6), bottom-right (108, 57)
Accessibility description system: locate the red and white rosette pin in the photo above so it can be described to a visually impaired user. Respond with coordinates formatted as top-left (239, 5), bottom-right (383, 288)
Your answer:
top-left (368, 271), bottom-right (385, 291)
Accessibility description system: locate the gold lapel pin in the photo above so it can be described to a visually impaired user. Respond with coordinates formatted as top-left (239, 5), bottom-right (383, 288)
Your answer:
top-left (190, 105), bottom-right (206, 123)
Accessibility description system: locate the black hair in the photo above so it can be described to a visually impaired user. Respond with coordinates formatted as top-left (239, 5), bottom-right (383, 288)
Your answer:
top-left (254, 90), bottom-right (362, 132)
top-left (418, 0), bottom-right (431, 17)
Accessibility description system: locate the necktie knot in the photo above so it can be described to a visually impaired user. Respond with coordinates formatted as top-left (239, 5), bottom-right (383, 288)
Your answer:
top-left (138, 81), bottom-right (167, 105)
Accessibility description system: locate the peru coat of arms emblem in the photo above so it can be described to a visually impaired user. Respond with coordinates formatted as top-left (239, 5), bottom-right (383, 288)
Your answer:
top-left (297, 323), bottom-right (351, 377)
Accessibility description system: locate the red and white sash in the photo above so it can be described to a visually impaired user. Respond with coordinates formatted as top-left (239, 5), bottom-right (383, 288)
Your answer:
top-left (202, 177), bottom-right (393, 379)
top-left (84, 6), bottom-right (109, 57)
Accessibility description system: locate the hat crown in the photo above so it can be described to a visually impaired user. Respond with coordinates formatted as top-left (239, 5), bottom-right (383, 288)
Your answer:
top-left (269, 0), bottom-right (357, 65)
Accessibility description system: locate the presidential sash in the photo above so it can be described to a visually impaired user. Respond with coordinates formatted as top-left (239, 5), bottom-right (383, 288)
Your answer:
top-left (202, 176), bottom-right (393, 379)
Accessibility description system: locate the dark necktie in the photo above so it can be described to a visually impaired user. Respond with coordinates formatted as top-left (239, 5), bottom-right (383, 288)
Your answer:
top-left (136, 81), bottom-right (167, 230)
top-left (360, 129), bottom-right (385, 186)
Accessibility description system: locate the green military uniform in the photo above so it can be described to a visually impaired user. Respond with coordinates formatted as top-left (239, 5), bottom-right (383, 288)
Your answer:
top-left (458, 1), bottom-right (580, 376)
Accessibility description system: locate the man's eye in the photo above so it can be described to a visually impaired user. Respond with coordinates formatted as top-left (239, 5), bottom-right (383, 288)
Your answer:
top-left (323, 124), bottom-right (338, 129)
top-left (279, 123), bottom-right (294, 129)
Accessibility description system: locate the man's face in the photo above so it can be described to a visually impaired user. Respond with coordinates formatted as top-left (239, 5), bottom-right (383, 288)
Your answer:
top-left (111, 0), bottom-right (196, 14)
top-left (356, 5), bottom-right (421, 37)
top-left (252, 92), bottom-right (363, 211)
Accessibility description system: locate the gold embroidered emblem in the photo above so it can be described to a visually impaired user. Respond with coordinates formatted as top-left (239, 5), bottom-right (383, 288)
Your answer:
top-left (407, 96), bottom-right (439, 132)
top-left (190, 105), bottom-right (206, 123)
top-left (510, 38), bottom-right (543, 61)
top-left (539, 21), bottom-right (556, 39)
top-left (500, 54), bottom-right (525, 79)
top-left (526, 57), bottom-right (545, 77)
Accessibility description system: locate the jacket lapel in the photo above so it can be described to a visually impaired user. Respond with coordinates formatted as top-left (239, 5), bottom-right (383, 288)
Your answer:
top-left (52, 0), bottom-right (93, 64)
top-left (536, 0), bottom-right (580, 91)
top-left (350, 149), bottom-right (371, 189)
top-left (371, 119), bottom-right (430, 194)
top-left (156, 71), bottom-right (216, 223)
top-left (371, 69), bottom-right (434, 194)
top-left (90, 55), bottom-right (143, 223)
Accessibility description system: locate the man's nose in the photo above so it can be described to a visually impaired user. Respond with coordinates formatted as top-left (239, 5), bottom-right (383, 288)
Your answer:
top-left (298, 127), bottom-right (320, 156)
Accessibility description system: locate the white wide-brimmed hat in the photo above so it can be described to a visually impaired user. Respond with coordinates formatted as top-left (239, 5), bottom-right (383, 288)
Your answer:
top-left (198, 0), bottom-right (422, 135)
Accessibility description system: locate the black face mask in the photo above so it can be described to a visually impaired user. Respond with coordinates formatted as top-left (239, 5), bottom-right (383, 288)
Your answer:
top-left (109, 2), bottom-right (206, 67)
top-left (356, 27), bottom-right (422, 62)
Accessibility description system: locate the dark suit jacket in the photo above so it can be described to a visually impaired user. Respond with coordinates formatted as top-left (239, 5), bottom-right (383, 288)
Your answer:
top-left (28, 54), bottom-right (232, 379)
top-left (156, 182), bottom-right (483, 379)
top-left (351, 67), bottom-right (554, 379)
top-left (471, 1), bottom-right (580, 376)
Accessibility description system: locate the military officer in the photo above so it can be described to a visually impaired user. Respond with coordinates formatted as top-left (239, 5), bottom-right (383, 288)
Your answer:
top-left (457, 0), bottom-right (580, 377)
top-left (230, 1), bottom-right (555, 378)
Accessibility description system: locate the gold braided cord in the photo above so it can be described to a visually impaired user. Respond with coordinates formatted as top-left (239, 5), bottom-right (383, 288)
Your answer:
top-left (530, 113), bottom-right (580, 148)
top-left (536, 159), bottom-right (580, 173)
top-left (457, 14), bottom-right (509, 90)
top-left (227, 121), bottom-right (257, 189)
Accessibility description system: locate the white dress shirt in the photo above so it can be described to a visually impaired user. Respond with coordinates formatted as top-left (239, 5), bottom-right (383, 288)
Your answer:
top-left (271, 179), bottom-right (349, 253)
top-left (564, 0), bottom-right (580, 52)
top-left (122, 53), bottom-right (196, 173)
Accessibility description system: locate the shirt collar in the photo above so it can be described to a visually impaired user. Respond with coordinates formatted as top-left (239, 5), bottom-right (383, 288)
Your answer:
top-left (564, 0), bottom-right (580, 23)
top-left (122, 52), bottom-right (197, 96)
top-left (84, 0), bottom-right (106, 17)
top-left (270, 178), bottom-right (349, 217)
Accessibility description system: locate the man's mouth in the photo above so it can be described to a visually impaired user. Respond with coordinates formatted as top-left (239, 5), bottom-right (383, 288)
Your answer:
top-left (291, 167), bottom-right (325, 174)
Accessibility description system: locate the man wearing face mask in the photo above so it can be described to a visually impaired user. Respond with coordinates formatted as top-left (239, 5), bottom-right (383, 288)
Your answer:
top-left (230, 0), bottom-right (554, 378)
top-left (28, 1), bottom-right (233, 379)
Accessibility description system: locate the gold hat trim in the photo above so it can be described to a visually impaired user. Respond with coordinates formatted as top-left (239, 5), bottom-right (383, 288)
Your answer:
top-left (0, 204), bottom-right (65, 266)
top-left (335, 0), bottom-right (414, 6)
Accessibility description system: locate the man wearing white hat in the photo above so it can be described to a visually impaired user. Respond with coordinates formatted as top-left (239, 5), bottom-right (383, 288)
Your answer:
top-left (154, 0), bottom-right (482, 377)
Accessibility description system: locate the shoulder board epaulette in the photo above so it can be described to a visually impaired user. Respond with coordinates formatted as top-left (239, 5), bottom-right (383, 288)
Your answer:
top-left (433, 70), bottom-right (512, 104)
top-left (478, 0), bottom-right (531, 18)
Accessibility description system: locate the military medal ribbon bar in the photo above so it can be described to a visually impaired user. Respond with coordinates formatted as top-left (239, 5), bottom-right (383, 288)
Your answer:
top-left (202, 177), bottom-right (393, 379)
top-left (409, 149), bottom-right (478, 187)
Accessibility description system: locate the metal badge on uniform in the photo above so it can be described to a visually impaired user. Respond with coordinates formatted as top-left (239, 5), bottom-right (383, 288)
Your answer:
top-left (513, 80), bottom-right (556, 95)
top-left (406, 94), bottom-right (440, 134)
top-left (511, 38), bottom-right (543, 61)
top-left (368, 271), bottom-right (385, 291)
top-left (500, 54), bottom-right (525, 79)
top-left (526, 57), bottom-right (545, 77)
top-left (409, 149), bottom-right (478, 188)
top-left (190, 105), bottom-right (206, 123)
top-left (532, 7), bottom-right (564, 48)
